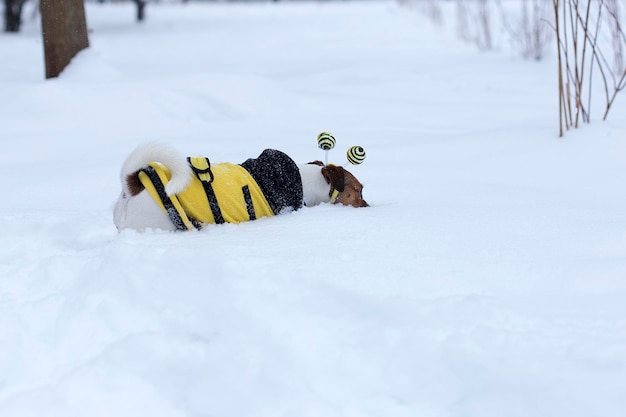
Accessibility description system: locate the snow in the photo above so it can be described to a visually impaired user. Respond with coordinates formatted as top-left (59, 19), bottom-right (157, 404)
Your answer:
top-left (1, 1), bottom-right (626, 416)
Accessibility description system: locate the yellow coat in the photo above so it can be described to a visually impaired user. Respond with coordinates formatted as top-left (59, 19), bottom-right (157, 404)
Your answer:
top-left (138, 149), bottom-right (303, 230)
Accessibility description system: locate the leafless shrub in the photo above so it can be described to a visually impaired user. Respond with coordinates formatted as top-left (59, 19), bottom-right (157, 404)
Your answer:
top-left (605, 0), bottom-right (624, 73)
top-left (552, 0), bottom-right (626, 136)
top-left (409, 0), bottom-right (550, 57)
top-left (477, 0), bottom-right (494, 49)
top-left (423, 0), bottom-right (444, 26)
top-left (498, 0), bottom-right (552, 60)
top-left (455, 0), bottom-right (494, 50)
top-left (456, 0), bottom-right (471, 41)
top-left (403, 0), bottom-right (444, 26)
top-left (402, 0), bottom-right (623, 136)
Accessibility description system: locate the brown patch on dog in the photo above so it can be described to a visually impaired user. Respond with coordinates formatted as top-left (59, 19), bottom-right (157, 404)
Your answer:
top-left (126, 171), bottom-right (144, 196)
top-left (321, 165), bottom-right (368, 208)
top-left (308, 160), bottom-right (325, 167)
top-left (335, 168), bottom-right (368, 208)
top-left (321, 165), bottom-right (345, 192)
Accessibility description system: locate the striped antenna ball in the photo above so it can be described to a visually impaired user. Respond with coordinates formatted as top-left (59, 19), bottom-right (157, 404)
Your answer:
top-left (317, 132), bottom-right (336, 151)
top-left (347, 146), bottom-right (366, 165)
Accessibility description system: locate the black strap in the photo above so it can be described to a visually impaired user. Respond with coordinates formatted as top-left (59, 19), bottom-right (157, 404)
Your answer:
top-left (242, 185), bottom-right (256, 221)
top-left (204, 182), bottom-right (224, 224)
top-left (141, 166), bottom-right (202, 231)
top-left (188, 157), bottom-right (225, 224)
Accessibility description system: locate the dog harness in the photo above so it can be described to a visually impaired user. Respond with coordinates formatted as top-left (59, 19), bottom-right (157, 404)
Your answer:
top-left (138, 149), bottom-right (303, 230)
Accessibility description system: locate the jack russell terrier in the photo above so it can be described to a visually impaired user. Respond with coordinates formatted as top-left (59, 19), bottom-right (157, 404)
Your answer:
top-left (113, 143), bottom-right (368, 231)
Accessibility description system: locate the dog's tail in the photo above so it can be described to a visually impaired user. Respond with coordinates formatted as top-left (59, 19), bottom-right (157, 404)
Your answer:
top-left (120, 142), bottom-right (193, 196)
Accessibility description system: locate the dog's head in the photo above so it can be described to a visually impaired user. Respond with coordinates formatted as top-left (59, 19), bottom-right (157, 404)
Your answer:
top-left (310, 161), bottom-right (368, 208)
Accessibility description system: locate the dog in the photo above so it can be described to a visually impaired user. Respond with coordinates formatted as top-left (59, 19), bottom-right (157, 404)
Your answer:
top-left (113, 143), bottom-right (368, 231)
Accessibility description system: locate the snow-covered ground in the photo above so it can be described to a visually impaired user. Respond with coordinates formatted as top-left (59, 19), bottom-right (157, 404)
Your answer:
top-left (1, 1), bottom-right (626, 416)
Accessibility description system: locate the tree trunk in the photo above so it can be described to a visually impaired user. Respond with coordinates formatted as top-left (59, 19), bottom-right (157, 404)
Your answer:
top-left (133, 0), bottom-right (146, 22)
top-left (40, 0), bottom-right (89, 79)
top-left (4, 0), bottom-right (25, 32)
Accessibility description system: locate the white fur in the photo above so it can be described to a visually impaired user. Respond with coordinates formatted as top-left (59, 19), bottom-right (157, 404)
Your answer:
top-left (114, 189), bottom-right (176, 231)
top-left (114, 143), bottom-right (194, 231)
top-left (113, 145), bottom-right (332, 231)
top-left (120, 142), bottom-right (193, 196)
top-left (298, 163), bottom-right (332, 207)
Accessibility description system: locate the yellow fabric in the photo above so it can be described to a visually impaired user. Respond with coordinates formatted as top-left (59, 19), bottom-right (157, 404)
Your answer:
top-left (141, 161), bottom-right (274, 226)
top-left (188, 157), bottom-right (212, 182)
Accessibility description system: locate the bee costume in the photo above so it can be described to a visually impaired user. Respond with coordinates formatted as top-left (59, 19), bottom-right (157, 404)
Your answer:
top-left (138, 149), bottom-right (303, 230)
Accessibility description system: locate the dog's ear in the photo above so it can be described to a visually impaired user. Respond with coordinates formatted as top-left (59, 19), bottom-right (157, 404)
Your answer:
top-left (321, 165), bottom-right (345, 192)
top-left (308, 160), bottom-right (325, 167)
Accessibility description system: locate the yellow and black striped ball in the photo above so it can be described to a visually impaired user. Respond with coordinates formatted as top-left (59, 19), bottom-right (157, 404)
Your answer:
top-left (346, 146), bottom-right (366, 165)
top-left (317, 132), bottom-right (336, 151)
